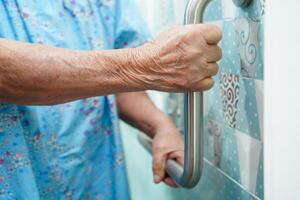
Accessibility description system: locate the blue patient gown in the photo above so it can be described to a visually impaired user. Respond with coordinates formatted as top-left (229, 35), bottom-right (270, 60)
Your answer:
top-left (0, 0), bottom-right (150, 199)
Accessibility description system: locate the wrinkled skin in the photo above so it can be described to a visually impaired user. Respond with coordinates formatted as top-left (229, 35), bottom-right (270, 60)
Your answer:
top-left (126, 24), bottom-right (222, 92)
top-left (0, 24), bottom-right (222, 188)
top-left (0, 24), bottom-right (222, 104)
top-left (136, 24), bottom-right (222, 187)
top-left (152, 118), bottom-right (184, 187)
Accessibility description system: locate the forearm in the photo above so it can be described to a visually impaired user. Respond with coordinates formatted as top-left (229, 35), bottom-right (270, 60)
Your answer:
top-left (116, 92), bottom-right (172, 138)
top-left (0, 39), bottom-right (146, 105)
top-left (117, 91), bottom-right (184, 187)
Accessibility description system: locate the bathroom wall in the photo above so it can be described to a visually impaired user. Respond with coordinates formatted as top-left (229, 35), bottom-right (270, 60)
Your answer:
top-left (172, 0), bottom-right (265, 199)
top-left (121, 0), bottom-right (265, 200)
top-left (265, 2), bottom-right (300, 199)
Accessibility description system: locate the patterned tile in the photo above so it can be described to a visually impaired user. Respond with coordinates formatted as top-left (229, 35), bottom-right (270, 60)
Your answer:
top-left (173, 161), bottom-right (260, 200)
top-left (205, 119), bottom-right (224, 165)
top-left (204, 119), bottom-right (263, 200)
top-left (220, 73), bottom-right (241, 129)
top-left (235, 129), bottom-right (262, 194)
top-left (235, 77), bottom-right (262, 140)
top-left (220, 125), bottom-right (241, 182)
top-left (206, 74), bottom-right (224, 123)
top-left (220, 20), bottom-right (241, 75)
top-left (220, 17), bottom-right (264, 79)
top-left (234, 17), bottom-right (264, 79)
top-left (167, 0), bottom-right (265, 199)
top-left (203, 0), bottom-right (223, 22)
top-left (205, 119), bottom-right (242, 184)
top-left (166, 93), bottom-right (185, 133)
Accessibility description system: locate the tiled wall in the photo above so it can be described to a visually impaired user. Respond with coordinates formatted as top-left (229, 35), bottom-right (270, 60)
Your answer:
top-left (171, 0), bottom-right (265, 199)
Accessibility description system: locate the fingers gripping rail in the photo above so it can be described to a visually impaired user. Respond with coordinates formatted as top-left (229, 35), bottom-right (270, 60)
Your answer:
top-left (137, 0), bottom-right (211, 189)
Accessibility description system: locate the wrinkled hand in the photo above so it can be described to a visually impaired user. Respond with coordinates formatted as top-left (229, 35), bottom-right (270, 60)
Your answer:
top-left (152, 119), bottom-right (184, 187)
top-left (132, 24), bottom-right (222, 92)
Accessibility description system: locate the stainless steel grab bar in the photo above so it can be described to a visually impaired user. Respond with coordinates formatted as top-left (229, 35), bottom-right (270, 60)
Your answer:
top-left (138, 0), bottom-right (211, 188)
top-left (232, 0), bottom-right (252, 7)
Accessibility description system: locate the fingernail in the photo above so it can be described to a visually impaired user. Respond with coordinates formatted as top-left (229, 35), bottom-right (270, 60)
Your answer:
top-left (154, 175), bottom-right (160, 183)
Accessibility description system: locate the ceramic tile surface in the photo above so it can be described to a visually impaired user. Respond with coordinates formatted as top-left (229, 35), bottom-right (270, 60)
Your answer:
top-left (220, 73), bottom-right (241, 129)
top-left (174, 161), bottom-right (260, 200)
top-left (170, 0), bottom-right (264, 199)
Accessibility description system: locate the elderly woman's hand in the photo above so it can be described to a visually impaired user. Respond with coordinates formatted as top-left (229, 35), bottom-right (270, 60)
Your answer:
top-left (0, 24), bottom-right (221, 105)
top-left (130, 24), bottom-right (222, 92)
top-left (152, 117), bottom-right (184, 187)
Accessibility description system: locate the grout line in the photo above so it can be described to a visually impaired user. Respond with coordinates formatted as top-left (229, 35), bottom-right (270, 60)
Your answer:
top-left (204, 158), bottom-right (262, 200)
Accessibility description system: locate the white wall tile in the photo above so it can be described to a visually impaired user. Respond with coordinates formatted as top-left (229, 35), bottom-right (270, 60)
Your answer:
top-left (221, 0), bottom-right (236, 19)
top-left (254, 80), bottom-right (264, 141)
top-left (235, 130), bottom-right (262, 193)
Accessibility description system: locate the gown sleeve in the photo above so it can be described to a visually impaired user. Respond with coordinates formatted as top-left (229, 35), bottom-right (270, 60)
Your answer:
top-left (113, 0), bottom-right (152, 49)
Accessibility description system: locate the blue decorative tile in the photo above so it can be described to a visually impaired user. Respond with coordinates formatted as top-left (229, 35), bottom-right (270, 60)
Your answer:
top-left (205, 120), bottom-right (241, 186)
top-left (204, 119), bottom-right (224, 165)
top-left (220, 73), bottom-right (241, 129)
top-left (220, 20), bottom-right (241, 75)
top-left (219, 125), bottom-right (241, 182)
top-left (220, 17), bottom-right (264, 79)
top-left (173, 161), bottom-right (260, 200)
top-left (234, 129), bottom-right (262, 196)
top-left (255, 148), bottom-right (264, 199)
top-left (168, 0), bottom-right (265, 199)
top-left (206, 75), bottom-right (224, 123)
top-left (234, 17), bottom-right (264, 79)
top-left (235, 77), bottom-right (261, 140)
top-left (203, 0), bottom-right (223, 22)
top-left (167, 93), bottom-right (185, 133)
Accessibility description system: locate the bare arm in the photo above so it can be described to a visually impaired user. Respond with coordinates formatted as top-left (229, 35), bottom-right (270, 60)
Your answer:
top-left (0, 24), bottom-right (222, 105)
top-left (116, 92), bottom-right (184, 187)
top-left (0, 39), bottom-right (145, 105)
top-left (116, 92), bottom-right (167, 137)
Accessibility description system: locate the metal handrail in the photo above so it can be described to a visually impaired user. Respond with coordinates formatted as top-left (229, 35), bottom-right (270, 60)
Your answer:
top-left (138, 0), bottom-right (211, 188)
top-left (232, 0), bottom-right (252, 7)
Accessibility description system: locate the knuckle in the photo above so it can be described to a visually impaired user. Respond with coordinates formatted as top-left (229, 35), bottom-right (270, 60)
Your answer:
top-left (214, 64), bottom-right (220, 75)
top-left (183, 77), bottom-right (198, 91)
top-left (189, 84), bottom-right (202, 92)
top-left (178, 68), bottom-right (199, 90)
top-left (203, 79), bottom-right (214, 90)
top-left (152, 161), bottom-right (161, 169)
top-left (181, 32), bottom-right (193, 44)
top-left (200, 58), bottom-right (209, 69)
top-left (182, 27), bottom-right (201, 43)
top-left (216, 46), bottom-right (223, 60)
top-left (175, 74), bottom-right (190, 90)
top-left (190, 28), bottom-right (201, 39)
top-left (210, 63), bottom-right (220, 76)
top-left (195, 48), bottom-right (205, 59)
top-left (152, 165), bottom-right (161, 174)
top-left (177, 81), bottom-right (188, 91)
top-left (194, 79), bottom-right (214, 91)
top-left (153, 144), bottom-right (166, 154)
top-left (209, 25), bottom-right (222, 39)
top-left (152, 159), bottom-right (162, 170)
top-left (202, 25), bottom-right (222, 43)
top-left (214, 27), bottom-right (223, 38)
